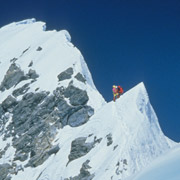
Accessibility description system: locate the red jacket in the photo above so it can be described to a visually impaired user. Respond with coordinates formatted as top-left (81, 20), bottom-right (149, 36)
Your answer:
top-left (117, 86), bottom-right (123, 94)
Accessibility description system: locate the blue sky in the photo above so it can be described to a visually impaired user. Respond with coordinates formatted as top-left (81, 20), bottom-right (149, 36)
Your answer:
top-left (0, 0), bottom-right (179, 142)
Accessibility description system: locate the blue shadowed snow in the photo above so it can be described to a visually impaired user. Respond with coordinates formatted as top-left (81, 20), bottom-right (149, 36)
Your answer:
top-left (130, 146), bottom-right (180, 180)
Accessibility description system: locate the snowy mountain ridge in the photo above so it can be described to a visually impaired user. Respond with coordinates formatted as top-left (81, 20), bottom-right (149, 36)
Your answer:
top-left (0, 19), bottom-right (178, 180)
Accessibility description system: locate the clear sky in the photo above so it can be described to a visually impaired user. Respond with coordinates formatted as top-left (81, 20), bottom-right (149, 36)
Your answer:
top-left (0, 0), bottom-right (179, 142)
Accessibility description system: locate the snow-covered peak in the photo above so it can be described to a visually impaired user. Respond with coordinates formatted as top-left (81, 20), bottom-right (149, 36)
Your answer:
top-left (0, 19), bottom-right (178, 180)
top-left (0, 19), bottom-right (105, 110)
top-left (124, 82), bottom-right (148, 104)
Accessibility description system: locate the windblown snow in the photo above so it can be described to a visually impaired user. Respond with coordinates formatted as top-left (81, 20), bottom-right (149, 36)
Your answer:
top-left (0, 19), bottom-right (179, 180)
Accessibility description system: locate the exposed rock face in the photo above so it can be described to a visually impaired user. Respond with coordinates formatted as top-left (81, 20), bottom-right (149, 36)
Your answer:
top-left (27, 69), bottom-right (39, 79)
top-left (75, 73), bottom-right (86, 83)
top-left (68, 136), bottom-right (102, 164)
top-left (0, 63), bottom-right (24, 91)
top-left (68, 106), bottom-right (93, 127)
top-left (68, 137), bottom-right (94, 163)
top-left (10, 58), bottom-right (18, 63)
top-left (0, 79), bottom-right (94, 172)
top-left (12, 83), bottom-right (30, 97)
top-left (65, 160), bottom-right (95, 180)
top-left (106, 133), bottom-right (113, 146)
top-left (0, 63), bottom-right (39, 92)
top-left (28, 61), bottom-right (33, 67)
top-left (0, 163), bottom-right (11, 180)
top-left (57, 67), bottom-right (73, 81)
top-left (0, 105), bottom-right (4, 118)
top-left (115, 159), bottom-right (128, 175)
top-left (36, 46), bottom-right (42, 51)
top-left (47, 145), bottom-right (60, 156)
top-left (2, 96), bottom-right (18, 112)
top-left (63, 84), bottom-right (89, 106)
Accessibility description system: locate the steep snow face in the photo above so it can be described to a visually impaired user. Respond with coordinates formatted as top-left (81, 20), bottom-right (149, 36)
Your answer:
top-left (0, 18), bottom-right (105, 110)
top-left (10, 83), bottom-right (175, 180)
top-left (128, 145), bottom-right (180, 180)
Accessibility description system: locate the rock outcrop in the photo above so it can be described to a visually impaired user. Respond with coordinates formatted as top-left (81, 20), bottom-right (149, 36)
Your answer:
top-left (0, 81), bottom-right (94, 173)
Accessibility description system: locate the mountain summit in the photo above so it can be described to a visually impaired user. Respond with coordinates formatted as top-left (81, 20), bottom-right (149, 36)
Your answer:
top-left (0, 19), bottom-right (177, 180)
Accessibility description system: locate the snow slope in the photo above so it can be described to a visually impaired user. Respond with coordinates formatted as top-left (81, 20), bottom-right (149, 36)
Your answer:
top-left (0, 19), bottom-right (178, 180)
top-left (11, 83), bottom-right (175, 180)
top-left (127, 145), bottom-right (180, 180)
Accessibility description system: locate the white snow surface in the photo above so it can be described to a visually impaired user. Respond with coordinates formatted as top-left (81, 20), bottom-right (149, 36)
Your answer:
top-left (127, 145), bottom-right (180, 180)
top-left (0, 19), bottom-right (178, 180)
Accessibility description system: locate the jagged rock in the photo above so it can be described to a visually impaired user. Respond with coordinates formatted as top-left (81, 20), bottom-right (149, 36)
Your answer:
top-left (82, 160), bottom-right (91, 169)
top-left (40, 95), bottom-right (57, 112)
top-left (65, 160), bottom-right (94, 180)
top-left (123, 159), bottom-right (128, 165)
top-left (25, 152), bottom-right (49, 168)
top-left (68, 107), bottom-right (93, 127)
top-left (14, 151), bottom-right (28, 162)
top-left (22, 47), bottom-right (30, 55)
top-left (10, 164), bottom-right (24, 175)
top-left (0, 104), bottom-right (5, 118)
top-left (24, 126), bottom-right (58, 167)
top-left (113, 145), bottom-right (118, 150)
top-left (94, 136), bottom-right (102, 144)
top-left (53, 86), bottom-right (64, 98)
top-left (56, 98), bottom-right (73, 126)
top-left (12, 92), bottom-right (49, 129)
top-left (106, 133), bottom-right (113, 146)
top-left (0, 63), bottom-right (25, 91)
top-left (27, 69), bottom-right (39, 79)
top-left (12, 83), bottom-right (30, 97)
top-left (75, 73), bottom-right (86, 83)
top-left (2, 95), bottom-right (18, 111)
top-left (68, 137), bottom-right (95, 163)
top-left (28, 61), bottom-right (33, 67)
top-left (57, 67), bottom-right (73, 81)
top-left (115, 159), bottom-right (128, 175)
top-left (10, 57), bottom-right (18, 63)
top-left (25, 132), bottom-right (53, 167)
top-left (0, 63), bottom-right (39, 92)
top-left (0, 163), bottom-right (11, 180)
top-left (36, 46), bottom-right (42, 51)
top-left (1, 81), bottom-right (93, 169)
top-left (33, 132), bottom-right (52, 153)
top-left (47, 145), bottom-right (60, 155)
top-left (0, 145), bottom-right (8, 158)
top-left (13, 134), bottom-right (32, 152)
top-left (85, 106), bottom-right (94, 117)
top-left (0, 113), bottom-right (11, 136)
top-left (63, 84), bottom-right (89, 106)
top-left (0, 150), bottom-right (5, 159)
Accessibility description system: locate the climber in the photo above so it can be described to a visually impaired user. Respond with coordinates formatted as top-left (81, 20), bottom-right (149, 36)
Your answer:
top-left (117, 85), bottom-right (124, 98)
top-left (112, 85), bottom-right (118, 102)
